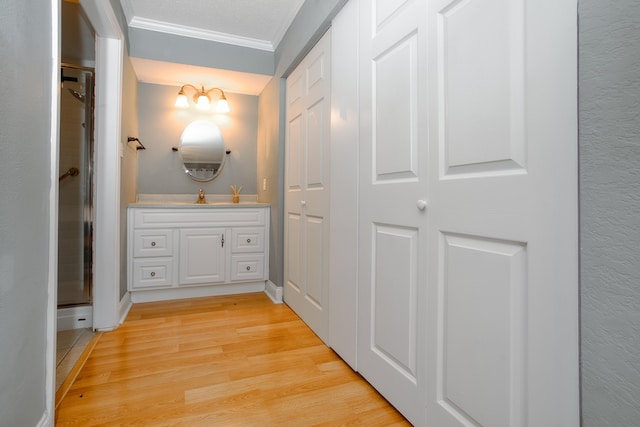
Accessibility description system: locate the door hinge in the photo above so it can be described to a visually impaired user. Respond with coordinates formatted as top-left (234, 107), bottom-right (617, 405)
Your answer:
top-left (221, 234), bottom-right (224, 248)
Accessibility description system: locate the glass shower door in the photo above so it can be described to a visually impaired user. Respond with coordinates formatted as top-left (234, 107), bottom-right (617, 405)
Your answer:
top-left (58, 65), bottom-right (94, 307)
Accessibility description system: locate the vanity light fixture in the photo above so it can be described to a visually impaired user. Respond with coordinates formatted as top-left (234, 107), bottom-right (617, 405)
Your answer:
top-left (175, 84), bottom-right (230, 113)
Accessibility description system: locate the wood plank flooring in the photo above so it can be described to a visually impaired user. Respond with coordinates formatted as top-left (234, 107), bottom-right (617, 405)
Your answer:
top-left (55, 293), bottom-right (410, 426)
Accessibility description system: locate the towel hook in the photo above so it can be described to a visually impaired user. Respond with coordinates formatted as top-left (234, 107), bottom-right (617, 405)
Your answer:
top-left (128, 137), bottom-right (146, 150)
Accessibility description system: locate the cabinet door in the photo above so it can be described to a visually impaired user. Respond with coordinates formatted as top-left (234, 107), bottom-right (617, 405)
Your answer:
top-left (179, 228), bottom-right (225, 285)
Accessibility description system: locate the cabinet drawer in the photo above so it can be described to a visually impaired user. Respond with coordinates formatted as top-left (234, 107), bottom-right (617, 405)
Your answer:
top-left (231, 254), bottom-right (265, 281)
top-left (133, 208), bottom-right (266, 228)
top-left (231, 227), bottom-right (265, 253)
top-left (132, 258), bottom-right (173, 289)
top-left (134, 230), bottom-right (173, 257)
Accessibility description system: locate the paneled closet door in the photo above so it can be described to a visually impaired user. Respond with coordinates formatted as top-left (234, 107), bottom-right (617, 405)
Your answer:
top-left (284, 30), bottom-right (332, 343)
top-left (424, 0), bottom-right (579, 425)
top-left (358, 0), bottom-right (429, 424)
top-left (358, 0), bottom-right (579, 426)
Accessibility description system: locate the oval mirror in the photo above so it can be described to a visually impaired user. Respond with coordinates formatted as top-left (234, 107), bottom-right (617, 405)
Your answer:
top-left (178, 120), bottom-right (226, 182)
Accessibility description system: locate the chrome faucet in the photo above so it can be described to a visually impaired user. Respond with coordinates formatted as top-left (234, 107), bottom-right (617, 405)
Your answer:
top-left (196, 188), bottom-right (207, 204)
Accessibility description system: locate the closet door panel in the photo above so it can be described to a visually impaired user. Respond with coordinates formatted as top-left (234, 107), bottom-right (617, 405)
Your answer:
top-left (358, 0), bottom-right (428, 424)
top-left (284, 30), bottom-right (332, 343)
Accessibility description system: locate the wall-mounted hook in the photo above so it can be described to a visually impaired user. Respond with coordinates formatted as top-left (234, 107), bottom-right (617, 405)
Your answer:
top-left (128, 137), bottom-right (146, 150)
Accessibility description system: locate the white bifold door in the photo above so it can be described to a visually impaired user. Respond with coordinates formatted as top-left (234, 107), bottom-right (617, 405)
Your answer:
top-left (284, 30), bottom-right (332, 343)
top-left (358, 0), bottom-right (578, 426)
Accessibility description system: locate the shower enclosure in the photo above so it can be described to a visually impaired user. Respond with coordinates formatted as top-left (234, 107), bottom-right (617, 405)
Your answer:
top-left (58, 64), bottom-right (94, 325)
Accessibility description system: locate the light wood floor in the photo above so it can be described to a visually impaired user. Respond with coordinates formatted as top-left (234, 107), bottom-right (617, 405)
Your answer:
top-left (55, 293), bottom-right (410, 426)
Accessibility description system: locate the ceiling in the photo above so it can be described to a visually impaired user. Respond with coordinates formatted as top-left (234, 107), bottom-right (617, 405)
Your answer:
top-left (120, 0), bottom-right (306, 95)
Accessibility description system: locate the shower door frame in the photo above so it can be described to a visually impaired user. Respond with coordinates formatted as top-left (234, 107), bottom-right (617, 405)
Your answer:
top-left (59, 63), bottom-right (95, 308)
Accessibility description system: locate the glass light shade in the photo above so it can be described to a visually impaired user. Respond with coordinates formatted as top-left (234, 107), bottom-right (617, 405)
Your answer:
top-left (175, 93), bottom-right (189, 108)
top-left (215, 98), bottom-right (230, 113)
top-left (196, 94), bottom-right (210, 110)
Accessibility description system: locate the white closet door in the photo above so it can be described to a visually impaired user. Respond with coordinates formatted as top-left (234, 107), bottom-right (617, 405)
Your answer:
top-left (284, 30), bottom-right (332, 343)
top-left (424, 0), bottom-right (578, 425)
top-left (358, 0), bottom-right (429, 423)
top-left (358, 0), bottom-right (579, 425)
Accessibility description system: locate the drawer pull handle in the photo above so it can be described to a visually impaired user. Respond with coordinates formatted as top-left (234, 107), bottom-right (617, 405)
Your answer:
top-left (151, 241), bottom-right (156, 247)
top-left (246, 266), bottom-right (251, 271)
top-left (150, 271), bottom-right (156, 277)
top-left (246, 238), bottom-right (251, 243)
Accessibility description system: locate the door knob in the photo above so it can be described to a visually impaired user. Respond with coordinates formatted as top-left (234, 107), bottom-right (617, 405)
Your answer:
top-left (416, 200), bottom-right (428, 211)
top-left (301, 200), bottom-right (307, 207)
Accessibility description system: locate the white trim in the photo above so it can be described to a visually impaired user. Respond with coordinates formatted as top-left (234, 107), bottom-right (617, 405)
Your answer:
top-left (328, 0), bottom-right (359, 370)
top-left (79, 0), bottom-right (124, 331)
top-left (45, 0), bottom-right (60, 422)
top-left (130, 282), bottom-right (266, 304)
top-left (271, 1), bottom-right (306, 50)
top-left (92, 37), bottom-right (123, 330)
top-left (119, 292), bottom-right (133, 324)
top-left (57, 306), bottom-right (93, 331)
top-left (130, 17), bottom-right (275, 52)
top-left (79, 0), bottom-right (123, 38)
top-left (119, 0), bottom-right (135, 24)
top-left (36, 412), bottom-right (52, 427)
top-left (264, 280), bottom-right (283, 304)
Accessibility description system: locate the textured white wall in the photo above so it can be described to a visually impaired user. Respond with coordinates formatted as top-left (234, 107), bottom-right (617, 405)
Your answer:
top-left (579, 0), bottom-right (640, 425)
top-left (0, 0), bottom-right (54, 424)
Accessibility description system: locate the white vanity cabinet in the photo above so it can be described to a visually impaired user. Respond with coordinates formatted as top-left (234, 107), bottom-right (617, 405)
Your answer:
top-left (127, 204), bottom-right (269, 303)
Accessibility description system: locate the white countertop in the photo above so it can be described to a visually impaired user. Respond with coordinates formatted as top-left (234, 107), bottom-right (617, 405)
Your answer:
top-left (129, 193), bottom-right (269, 208)
top-left (129, 201), bottom-right (270, 208)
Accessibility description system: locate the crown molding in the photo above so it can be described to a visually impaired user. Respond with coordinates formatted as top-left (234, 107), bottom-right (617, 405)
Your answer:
top-left (119, 0), bottom-right (135, 24)
top-left (271, 0), bottom-right (305, 50)
top-left (120, 0), bottom-right (135, 24)
top-left (129, 16), bottom-right (275, 52)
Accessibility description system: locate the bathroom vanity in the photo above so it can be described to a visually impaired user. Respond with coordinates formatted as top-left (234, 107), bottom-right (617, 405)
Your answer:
top-left (127, 202), bottom-right (269, 303)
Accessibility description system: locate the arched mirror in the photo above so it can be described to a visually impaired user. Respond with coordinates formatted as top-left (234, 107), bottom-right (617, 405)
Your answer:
top-left (178, 120), bottom-right (226, 182)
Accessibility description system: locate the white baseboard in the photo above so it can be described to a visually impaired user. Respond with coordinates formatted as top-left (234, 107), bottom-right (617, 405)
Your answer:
top-left (36, 411), bottom-right (52, 427)
top-left (130, 281), bottom-right (266, 304)
top-left (119, 292), bottom-right (133, 325)
top-left (57, 306), bottom-right (93, 331)
top-left (264, 280), bottom-right (283, 304)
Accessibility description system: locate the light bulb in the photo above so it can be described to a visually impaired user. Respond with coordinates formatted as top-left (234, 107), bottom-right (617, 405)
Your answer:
top-left (196, 94), bottom-right (210, 110)
top-left (215, 98), bottom-right (230, 113)
top-left (175, 93), bottom-right (189, 108)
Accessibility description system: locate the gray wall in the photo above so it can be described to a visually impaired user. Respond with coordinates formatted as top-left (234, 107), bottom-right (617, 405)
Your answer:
top-left (129, 28), bottom-right (274, 76)
top-left (579, 0), bottom-right (640, 425)
top-left (120, 56), bottom-right (139, 299)
top-left (275, 0), bottom-right (348, 77)
top-left (257, 77), bottom-right (285, 287)
top-left (137, 83), bottom-right (258, 196)
top-left (257, 0), bottom-right (348, 287)
top-left (0, 0), bottom-right (54, 424)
